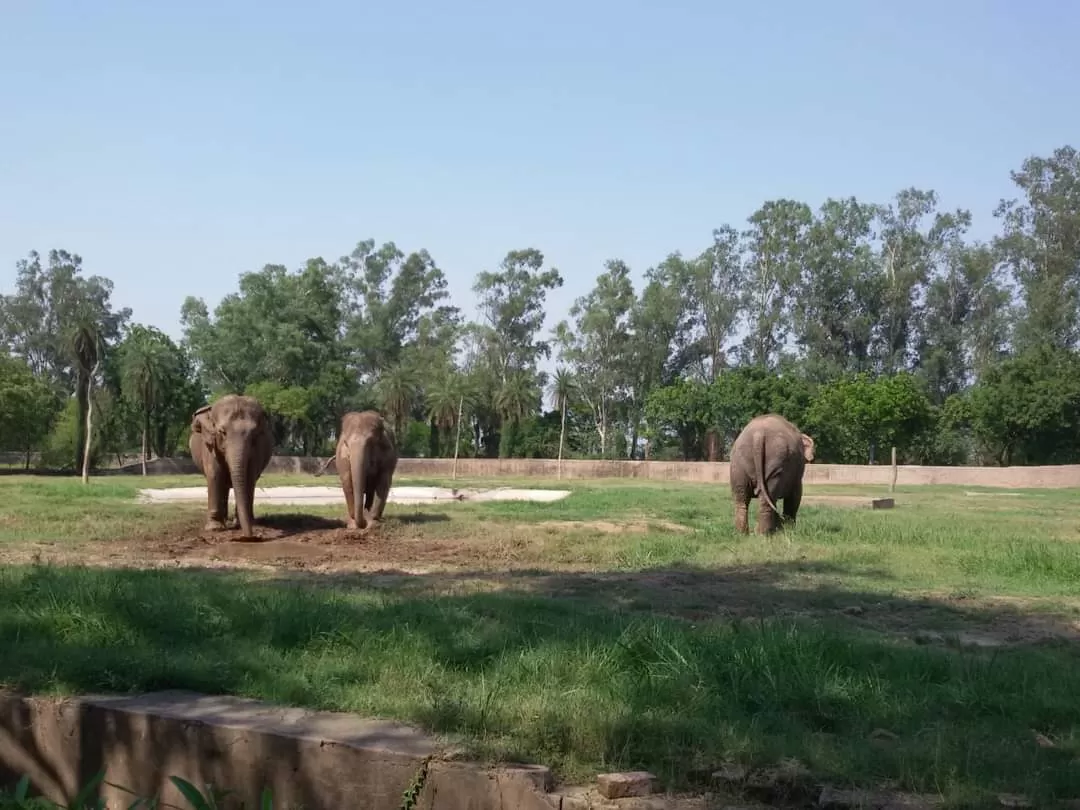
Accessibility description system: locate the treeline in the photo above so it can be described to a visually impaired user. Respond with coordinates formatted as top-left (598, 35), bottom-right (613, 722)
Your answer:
top-left (2, 145), bottom-right (1080, 471)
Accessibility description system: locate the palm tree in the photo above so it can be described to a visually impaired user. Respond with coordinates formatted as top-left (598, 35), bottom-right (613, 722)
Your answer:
top-left (549, 367), bottom-right (576, 478)
top-left (120, 327), bottom-right (175, 475)
top-left (67, 316), bottom-right (107, 483)
top-left (425, 375), bottom-right (460, 457)
top-left (494, 370), bottom-right (539, 458)
top-left (375, 363), bottom-right (421, 439)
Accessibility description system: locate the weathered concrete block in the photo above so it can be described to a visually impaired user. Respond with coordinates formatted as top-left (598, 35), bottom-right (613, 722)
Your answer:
top-left (0, 690), bottom-right (556, 810)
top-left (871, 498), bottom-right (895, 509)
top-left (596, 771), bottom-right (657, 799)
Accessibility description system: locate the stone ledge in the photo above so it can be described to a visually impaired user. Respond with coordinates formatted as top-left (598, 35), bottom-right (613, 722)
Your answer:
top-left (0, 690), bottom-right (718, 810)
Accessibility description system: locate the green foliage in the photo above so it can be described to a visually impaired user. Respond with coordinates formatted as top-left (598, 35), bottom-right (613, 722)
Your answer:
top-left (804, 372), bottom-right (934, 464)
top-left (5, 143), bottom-right (1080, 465)
top-left (0, 356), bottom-right (61, 455)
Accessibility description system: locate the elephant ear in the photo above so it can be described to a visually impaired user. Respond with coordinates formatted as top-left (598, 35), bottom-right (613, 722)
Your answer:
top-left (800, 433), bottom-right (815, 462)
top-left (191, 405), bottom-right (213, 433)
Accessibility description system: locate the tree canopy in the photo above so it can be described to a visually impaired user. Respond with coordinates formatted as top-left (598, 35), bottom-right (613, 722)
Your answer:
top-left (3, 144), bottom-right (1080, 469)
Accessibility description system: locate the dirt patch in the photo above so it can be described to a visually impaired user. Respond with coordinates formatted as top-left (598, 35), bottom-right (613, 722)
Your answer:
top-left (525, 519), bottom-right (691, 534)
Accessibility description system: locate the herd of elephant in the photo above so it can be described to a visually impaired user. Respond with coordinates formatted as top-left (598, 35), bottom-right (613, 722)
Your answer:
top-left (188, 395), bottom-right (814, 539)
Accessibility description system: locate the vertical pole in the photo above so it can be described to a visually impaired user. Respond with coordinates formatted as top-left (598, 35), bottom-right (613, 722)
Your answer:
top-left (890, 446), bottom-right (898, 493)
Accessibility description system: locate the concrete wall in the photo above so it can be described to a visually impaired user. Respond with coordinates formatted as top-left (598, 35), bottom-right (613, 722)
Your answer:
top-left (5, 452), bottom-right (1078, 488)
top-left (392, 458), bottom-right (1080, 488)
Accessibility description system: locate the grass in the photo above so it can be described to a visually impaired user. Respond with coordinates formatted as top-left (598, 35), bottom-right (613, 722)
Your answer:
top-left (2, 473), bottom-right (1080, 807)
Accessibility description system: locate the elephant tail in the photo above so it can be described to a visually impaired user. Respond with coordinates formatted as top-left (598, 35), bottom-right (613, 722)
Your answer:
top-left (350, 435), bottom-right (367, 530)
top-left (753, 427), bottom-right (780, 516)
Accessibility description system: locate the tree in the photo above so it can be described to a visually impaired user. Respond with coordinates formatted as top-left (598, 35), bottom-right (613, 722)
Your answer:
top-left (118, 325), bottom-right (188, 473)
top-left (340, 239), bottom-right (460, 378)
top-left (0, 355), bottom-right (61, 465)
top-left (472, 248), bottom-right (564, 382)
top-left (493, 369), bottom-right (540, 458)
top-left (967, 346), bottom-right (1080, 465)
top-left (0, 249), bottom-right (130, 471)
top-left (548, 367), bottom-right (576, 476)
top-left (555, 259), bottom-right (635, 458)
top-left (739, 200), bottom-right (812, 368)
top-left (994, 146), bottom-right (1080, 352)
top-left (679, 226), bottom-right (745, 381)
top-left (792, 197), bottom-right (879, 380)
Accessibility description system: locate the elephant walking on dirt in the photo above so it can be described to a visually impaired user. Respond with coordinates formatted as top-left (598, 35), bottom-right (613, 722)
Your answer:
top-left (335, 410), bottom-right (399, 531)
top-left (188, 394), bottom-right (274, 538)
top-left (729, 413), bottom-right (815, 535)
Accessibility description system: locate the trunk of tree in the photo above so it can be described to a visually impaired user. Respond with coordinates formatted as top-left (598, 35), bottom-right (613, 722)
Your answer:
top-left (142, 409), bottom-right (150, 475)
top-left (81, 364), bottom-right (99, 484)
top-left (557, 403), bottom-right (567, 479)
top-left (628, 420), bottom-right (639, 461)
top-left (428, 418), bottom-right (439, 458)
top-left (75, 372), bottom-right (89, 473)
top-left (24, 447), bottom-right (31, 470)
top-left (452, 396), bottom-right (464, 480)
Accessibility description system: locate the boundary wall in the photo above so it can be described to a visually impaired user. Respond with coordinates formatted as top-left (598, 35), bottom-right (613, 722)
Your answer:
top-left (6, 454), bottom-right (1069, 488)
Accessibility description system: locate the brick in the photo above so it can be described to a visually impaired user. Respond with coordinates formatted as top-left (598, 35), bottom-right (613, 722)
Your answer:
top-left (596, 771), bottom-right (657, 799)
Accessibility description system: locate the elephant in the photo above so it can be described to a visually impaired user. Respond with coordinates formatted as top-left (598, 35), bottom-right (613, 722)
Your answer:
top-left (334, 409), bottom-right (399, 531)
top-left (729, 413), bottom-right (815, 535)
top-left (188, 394), bottom-right (274, 538)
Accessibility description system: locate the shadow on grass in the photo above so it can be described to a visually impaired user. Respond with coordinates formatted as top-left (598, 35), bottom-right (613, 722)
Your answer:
top-left (2, 561), bottom-right (1080, 807)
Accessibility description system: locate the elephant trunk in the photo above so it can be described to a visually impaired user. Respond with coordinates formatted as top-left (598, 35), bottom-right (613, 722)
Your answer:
top-left (351, 436), bottom-right (367, 530)
top-left (226, 439), bottom-right (255, 538)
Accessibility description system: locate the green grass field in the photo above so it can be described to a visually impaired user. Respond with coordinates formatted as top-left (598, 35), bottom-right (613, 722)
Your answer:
top-left (2, 472), bottom-right (1080, 807)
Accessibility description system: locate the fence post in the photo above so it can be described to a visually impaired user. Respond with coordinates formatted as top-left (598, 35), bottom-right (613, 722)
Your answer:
top-left (890, 446), bottom-right (898, 493)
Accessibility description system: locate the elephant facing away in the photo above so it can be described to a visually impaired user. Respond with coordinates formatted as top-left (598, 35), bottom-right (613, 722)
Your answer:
top-left (729, 413), bottom-right (815, 535)
top-left (335, 410), bottom-right (399, 531)
top-left (188, 394), bottom-right (274, 538)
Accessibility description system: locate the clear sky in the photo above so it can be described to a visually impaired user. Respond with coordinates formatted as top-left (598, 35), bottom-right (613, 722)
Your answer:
top-left (1, 0), bottom-right (1076, 348)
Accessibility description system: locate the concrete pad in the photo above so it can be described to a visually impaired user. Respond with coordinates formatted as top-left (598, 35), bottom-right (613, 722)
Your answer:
top-left (137, 485), bottom-right (572, 506)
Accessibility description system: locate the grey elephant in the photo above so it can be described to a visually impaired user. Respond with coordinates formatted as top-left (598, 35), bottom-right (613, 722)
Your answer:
top-left (729, 413), bottom-right (815, 535)
top-left (188, 394), bottom-right (274, 538)
top-left (335, 409), bottom-right (399, 531)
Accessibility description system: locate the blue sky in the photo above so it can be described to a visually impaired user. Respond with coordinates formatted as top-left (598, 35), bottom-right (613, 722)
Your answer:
top-left (1, 0), bottom-right (1076, 351)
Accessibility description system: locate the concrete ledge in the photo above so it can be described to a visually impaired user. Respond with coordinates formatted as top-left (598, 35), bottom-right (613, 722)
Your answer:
top-left (0, 690), bottom-right (562, 810)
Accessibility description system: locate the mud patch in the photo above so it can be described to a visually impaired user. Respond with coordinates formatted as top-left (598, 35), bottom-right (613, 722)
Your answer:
top-left (526, 519), bottom-right (691, 534)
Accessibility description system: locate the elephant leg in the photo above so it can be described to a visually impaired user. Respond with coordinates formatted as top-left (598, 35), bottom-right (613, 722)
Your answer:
top-left (340, 455), bottom-right (358, 529)
top-left (369, 471), bottom-right (391, 523)
top-left (782, 479), bottom-right (802, 527)
top-left (757, 480), bottom-right (779, 535)
top-left (204, 461), bottom-right (228, 532)
top-left (731, 480), bottom-right (751, 534)
top-left (244, 452), bottom-right (259, 528)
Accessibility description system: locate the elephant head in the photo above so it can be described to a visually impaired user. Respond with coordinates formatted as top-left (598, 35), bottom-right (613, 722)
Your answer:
top-left (800, 433), bottom-right (815, 462)
top-left (191, 394), bottom-right (271, 537)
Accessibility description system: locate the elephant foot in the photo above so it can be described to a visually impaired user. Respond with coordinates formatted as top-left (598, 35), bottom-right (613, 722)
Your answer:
top-left (203, 519), bottom-right (227, 532)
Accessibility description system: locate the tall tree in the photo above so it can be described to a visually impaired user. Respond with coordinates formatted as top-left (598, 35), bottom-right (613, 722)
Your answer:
top-left (118, 325), bottom-right (197, 471)
top-left (994, 145), bottom-right (1080, 352)
top-left (872, 189), bottom-right (942, 373)
top-left (793, 197), bottom-right (880, 380)
top-left (0, 249), bottom-right (130, 471)
top-left (624, 259), bottom-right (686, 458)
top-left (739, 200), bottom-right (812, 368)
top-left (555, 259), bottom-right (635, 458)
top-left (678, 226), bottom-right (745, 381)
top-left (472, 248), bottom-right (564, 382)
top-left (341, 239), bottom-right (460, 378)
top-left (548, 367), bottom-right (576, 475)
